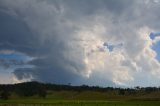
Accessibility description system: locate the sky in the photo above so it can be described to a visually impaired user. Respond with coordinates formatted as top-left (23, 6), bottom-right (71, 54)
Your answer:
top-left (0, 0), bottom-right (160, 87)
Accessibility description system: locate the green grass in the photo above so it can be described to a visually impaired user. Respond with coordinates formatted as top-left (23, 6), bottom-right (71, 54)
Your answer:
top-left (1, 90), bottom-right (160, 106)
top-left (0, 99), bottom-right (160, 106)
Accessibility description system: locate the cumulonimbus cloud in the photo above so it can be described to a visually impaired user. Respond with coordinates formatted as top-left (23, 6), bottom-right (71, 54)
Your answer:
top-left (0, 0), bottom-right (160, 86)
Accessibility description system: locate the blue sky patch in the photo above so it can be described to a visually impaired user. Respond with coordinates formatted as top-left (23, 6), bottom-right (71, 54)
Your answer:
top-left (103, 42), bottom-right (123, 52)
top-left (0, 52), bottom-right (34, 68)
top-left (152, 42), bottom-right (160, 61)
top-left (150, 32), bottom-right (160, 61)
top-left (150, 32), bottom-right (160, 40)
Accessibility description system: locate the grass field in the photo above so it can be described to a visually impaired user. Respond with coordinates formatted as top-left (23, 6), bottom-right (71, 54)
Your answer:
top-left (0, 90), bottom-right (160, 106)
top-left (1, 82), bottom-right (160, 106)
top-left (0, 99), bottom-right (160, 106)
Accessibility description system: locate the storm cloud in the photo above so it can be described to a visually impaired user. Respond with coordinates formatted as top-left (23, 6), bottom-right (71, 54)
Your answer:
top-left (0, 0), bottom-right (160, 86)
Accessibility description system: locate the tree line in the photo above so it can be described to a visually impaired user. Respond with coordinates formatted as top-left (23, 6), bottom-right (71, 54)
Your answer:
top-left (0, 81), bottom-right (160, 100)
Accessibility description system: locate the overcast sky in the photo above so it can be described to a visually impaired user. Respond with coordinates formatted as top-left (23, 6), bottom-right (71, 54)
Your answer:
top-left (0, 0), bottom-right (160, 87)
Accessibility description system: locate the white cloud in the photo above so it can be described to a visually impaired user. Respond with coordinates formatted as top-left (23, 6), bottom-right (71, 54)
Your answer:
top-left (0, 0), bottom-right (160, 86)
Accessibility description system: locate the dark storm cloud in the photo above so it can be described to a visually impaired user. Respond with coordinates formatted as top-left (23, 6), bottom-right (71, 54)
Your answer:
top-left (0, 13), bottom-right (80, 84)
top-left (0, 0), bottom-right (113, 86)
top-left (0, 0), bottom-right (150, 86)
top-left (1, 0), bottom-right (160, 86)
top-left (0, 0), bottom-right (92, 85)
top-left (0, 11), bottom-right (41, 56)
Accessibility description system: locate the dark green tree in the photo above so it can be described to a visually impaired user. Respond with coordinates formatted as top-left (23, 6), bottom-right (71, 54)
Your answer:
top-left (38, 88), bottom-right (47, 98)
top-left (0, 90), bottom-right (10, 100)
top-left (118, 89), bottom-right (125, 95)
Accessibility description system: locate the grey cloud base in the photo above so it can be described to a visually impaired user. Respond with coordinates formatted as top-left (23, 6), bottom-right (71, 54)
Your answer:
top-left (0, 0), bottom-right (160, 87)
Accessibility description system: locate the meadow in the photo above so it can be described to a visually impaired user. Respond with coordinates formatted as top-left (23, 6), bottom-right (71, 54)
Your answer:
top-left (0, 99), bottom-right (160, 106)
top-left (1, 82), bottom-right (160, 106)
